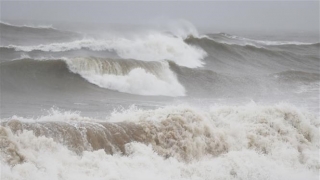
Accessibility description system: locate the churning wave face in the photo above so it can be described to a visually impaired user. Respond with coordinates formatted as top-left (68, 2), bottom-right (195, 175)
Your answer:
top-left (1, 104), bottom-right (319, 179)
top-left (65, 57), bottom-right (186, 96)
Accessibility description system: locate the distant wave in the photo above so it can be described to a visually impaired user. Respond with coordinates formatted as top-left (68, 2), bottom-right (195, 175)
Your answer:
top-left (187, 34), bottom-right (319, 49)
top-left (0, 21), bottom-right (55, 29)
top-left (227, 34), bottom-right (319, 46)
top-left (184, 35), bottom-right (320, 74)
top-left (0, 22), bottom-right (81, 46)
top-left (208, 32), bottom-right (319, 46)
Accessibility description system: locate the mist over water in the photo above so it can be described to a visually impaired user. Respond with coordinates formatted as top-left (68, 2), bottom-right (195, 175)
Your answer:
top-left (0, 14), bottom-right (319, 180)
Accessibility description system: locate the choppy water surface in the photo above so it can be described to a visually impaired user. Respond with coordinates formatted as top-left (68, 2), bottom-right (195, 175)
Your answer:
top-left (1, 21), bottom-right (319, 180)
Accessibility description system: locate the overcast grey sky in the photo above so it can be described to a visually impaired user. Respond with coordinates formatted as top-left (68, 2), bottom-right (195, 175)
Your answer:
top-left (1, 1), bottom-right (319, 33)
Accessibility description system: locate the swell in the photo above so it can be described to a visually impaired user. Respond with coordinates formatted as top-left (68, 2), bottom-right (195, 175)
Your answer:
top-left (169, 61), bottom-right (263, 97)
top-left (0, 59), bottom-right (98, 94)
top-left (170, 61), bottom-right (320, 97)
top-left (185, 36), bottom-right (320, 74)
top-left (185, 36), bottom-right (319, 57)
top-left (0, 22), bottom-right (81, 46)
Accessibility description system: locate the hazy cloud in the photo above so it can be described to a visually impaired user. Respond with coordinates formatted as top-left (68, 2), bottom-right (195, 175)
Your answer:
top-left (1, 1), bottom-right (319, 33)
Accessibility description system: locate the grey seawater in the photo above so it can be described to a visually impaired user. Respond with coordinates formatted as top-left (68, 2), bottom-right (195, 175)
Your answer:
top-left (0, 21), bottom-right (319, 180)
top-left (0, 22), bottom-right (319, 118)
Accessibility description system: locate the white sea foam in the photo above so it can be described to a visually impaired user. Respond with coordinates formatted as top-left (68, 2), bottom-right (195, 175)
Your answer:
top-left (1, 103), bottom-right (319, 180)
top-left (222, 33), bottom-right (317, 46)
top-left (65, 57), bottom-right (186, 96)
top-left (7, 31), bottom-right (207, 68)
top-left (6, 108), bottom-right (91, 123)
top-left (11, 53), bottom-right (31, 61)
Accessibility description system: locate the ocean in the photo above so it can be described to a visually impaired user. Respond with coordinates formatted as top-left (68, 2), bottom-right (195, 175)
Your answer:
top-left (0, 21), bottom-right (319, 180)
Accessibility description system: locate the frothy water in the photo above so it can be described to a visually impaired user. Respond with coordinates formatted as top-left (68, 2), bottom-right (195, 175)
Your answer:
top-left (5, 34), bottom-right (206, 68)
top-left (1, 104), bottom-right (319, 179)
top-left (65, 57), bottom-right (185, 96)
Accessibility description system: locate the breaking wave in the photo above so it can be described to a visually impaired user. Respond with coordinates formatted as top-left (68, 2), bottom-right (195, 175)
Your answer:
top-left (1, 104), bottom-right (319, 179)
top-left (3, 32), bottom-right (207, 68)
top-left (65, 57), bottom-right (185, 96)
top-left (0, 57), bottom-right (185, 96)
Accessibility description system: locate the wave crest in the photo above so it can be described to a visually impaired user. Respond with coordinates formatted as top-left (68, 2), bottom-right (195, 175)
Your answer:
top-left (65, 57), bottom-right (186, 96)
top-left (5, 32), bottom-right (207, 68)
